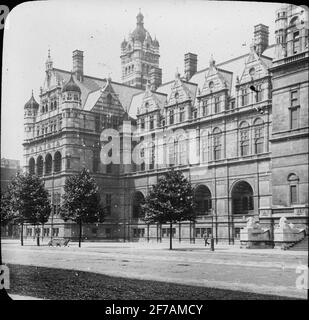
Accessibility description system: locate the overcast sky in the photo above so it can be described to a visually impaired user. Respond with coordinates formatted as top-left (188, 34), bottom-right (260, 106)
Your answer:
top-left (1, 0), bottom-right (281, 163)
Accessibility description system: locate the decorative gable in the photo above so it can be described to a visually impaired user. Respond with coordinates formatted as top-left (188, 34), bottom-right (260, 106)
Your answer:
top-left (200, 56), bottom-right (230, 96)
top-left (138, 82), bottom-right (162, 115)
top-left (239, 44), bottom-right (270, 84)
top-left (167, 72), bottom-right (192, 106)
top-left (90, 78), bottom-right (124, 115)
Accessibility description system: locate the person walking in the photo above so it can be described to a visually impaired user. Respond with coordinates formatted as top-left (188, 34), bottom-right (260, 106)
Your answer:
top-left (203, 232), bottom-right (209, 247)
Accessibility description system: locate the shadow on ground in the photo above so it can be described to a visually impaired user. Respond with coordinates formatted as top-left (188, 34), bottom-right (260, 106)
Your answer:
top-left (7, 264), bottom-right (295, 300)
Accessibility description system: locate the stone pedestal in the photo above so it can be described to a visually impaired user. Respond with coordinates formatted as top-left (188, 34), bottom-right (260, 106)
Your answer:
top-left (274, 217), bottom-right (306, 249)
top-left (240, 217), bottom-right (272, 249)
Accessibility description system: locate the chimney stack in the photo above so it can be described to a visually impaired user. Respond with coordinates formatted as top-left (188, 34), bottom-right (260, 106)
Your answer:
top-left (254, 24), bottom-right (269, 55)
top-left (73, 50), bottom-right (84, 81)
top-left (184, 53), bottom-right (197, 81)
top-left (150, 67), bottom-right (162, 91)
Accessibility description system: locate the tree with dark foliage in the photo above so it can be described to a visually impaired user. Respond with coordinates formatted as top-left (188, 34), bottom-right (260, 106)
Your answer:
top-left (0, 172), bottom-right (51, 246)
top-left (142, 169), bottom-right (196, 250)
top-left (60, 168), bottom-right (104, 247)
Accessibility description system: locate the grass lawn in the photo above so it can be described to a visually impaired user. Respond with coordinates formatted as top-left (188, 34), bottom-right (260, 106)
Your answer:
top-left (7, 264), bottom-right (293, 300)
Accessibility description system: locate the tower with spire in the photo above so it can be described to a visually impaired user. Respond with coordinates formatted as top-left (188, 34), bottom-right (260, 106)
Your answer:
top-left (120, 10), bottom-right (161, 90)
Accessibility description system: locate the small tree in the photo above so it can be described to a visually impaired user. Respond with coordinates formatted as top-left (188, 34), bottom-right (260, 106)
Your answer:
top-left (142, 169), bottom-right (196, 250)
top-left (1, 172), bottom-right (51, 246)
top-left (60, 168), bottom-right (104, 247)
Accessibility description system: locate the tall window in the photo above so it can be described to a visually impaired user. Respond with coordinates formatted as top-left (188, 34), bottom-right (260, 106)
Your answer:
top-left (93, 149), bottom-right (100, 173)
top-left (255, 84), bottom-right (262, 102)
top-left (66, 155), bottom-right (71, 169)
top-left (202, 100), bottom-right (209, 116)
top-left (288, 173), bottom-right (299, 205)
top-left (290, 185), bottom-right (297, 204)
top-left (201, 133), bottom-right (208, 163)
top-left (37, 156), bottom-right (43, 176)
top-left (178, 138), bottom-right (187, 165)
top-left (213, 128), bottom-right (222, 161)
top-left (293, 31), bottom-right (300, 54)
top-left (254, 118), bottom-right (264, 154)
top-left (149, 143), bottom-right (155, 170)
top-left (290, 107), bottom-right (299, 130)
top-left (179, 107), bottom-right (185, 122)
top-left (169, 109), bottom-right (174, 125)
top-left (241, 88), bottom-right (248, 106)
top-left (240, 122), bottom-right (249, 156)
top-left (45, 154), bottom-right (52, 175)
top-left (291, 90), bottom-right (299, 107)
top-left (140, 147), bottom-right (145, 171)
top-left (214, 97), bottom-right (220, 113)
top-left (54, 152), bottom-right (62, 172)
top-left (141, 117), bottom-right (145, 130)
top-left (149, 115), bottom-right (154, 130)
top-left (29, 158), bottom-right (35, 175)
top-left (168, 140), bottom-right (175, 166)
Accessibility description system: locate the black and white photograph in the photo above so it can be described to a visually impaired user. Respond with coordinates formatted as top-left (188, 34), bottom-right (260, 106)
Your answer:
top-left (0, 0), bottom-right (308, 308)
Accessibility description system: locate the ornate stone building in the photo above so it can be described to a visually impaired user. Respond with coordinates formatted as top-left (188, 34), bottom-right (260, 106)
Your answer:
top-left (23, 6), bottom-right (308, 243)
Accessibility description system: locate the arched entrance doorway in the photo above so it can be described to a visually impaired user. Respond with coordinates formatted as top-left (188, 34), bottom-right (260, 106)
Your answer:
top-left (231, 181), bottom-right (254, 215)
top-left (29, 157), bottom-right (35, 175)
top-left (132, 191), bottom-right (145, 219)
top-left (194, 185), bottom-right (212, 215)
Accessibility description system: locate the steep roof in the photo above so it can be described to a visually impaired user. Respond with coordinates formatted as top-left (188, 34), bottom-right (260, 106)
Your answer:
top-left (45, 68), bottom-right (143, 112)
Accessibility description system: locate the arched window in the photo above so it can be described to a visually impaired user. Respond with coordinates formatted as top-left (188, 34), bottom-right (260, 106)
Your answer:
top-left (288, 173), bottom-right (299, 205)
top-left (254, 118), bottom-right (264, 154)
top-left (239, 122), bottom-right (249, 156)
top-left (29, 158), bottom-right (35, 175)
top-left (54, 151), bottom-right (62, 173)
top-left (132, 191), bottom-right (145, 219)
top-left (194, 185), bottom-right (212, 215)
top-left (232, 181), bottom-right (254, 215)
top-left (45, 154), bottom-right (52, 175)
top-left (37, 156), bottom-right (43, 176)
top-left (213, 128), bottom-right (222, 160)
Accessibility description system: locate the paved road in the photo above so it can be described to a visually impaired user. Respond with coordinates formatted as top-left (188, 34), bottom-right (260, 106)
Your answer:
top-left (2, 240), bottom-right (308, 299)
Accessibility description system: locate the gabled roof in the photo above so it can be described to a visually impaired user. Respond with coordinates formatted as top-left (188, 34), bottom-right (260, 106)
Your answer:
top-left (200, 57), bottom-right (232, 96)
top-left (239, 45), bottom-right (271, 84)
top-left (189, 44), bottom-right (274, 99)
top-left (43, 68), bottom-right (143, 112)
top-left (166, 73), bottom-right (197, 106)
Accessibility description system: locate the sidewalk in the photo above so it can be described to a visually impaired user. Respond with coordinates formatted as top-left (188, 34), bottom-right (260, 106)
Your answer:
top-left (2, 238), bottom-right (308, 256)
top-left (8, 294), bottom-right (43, 300)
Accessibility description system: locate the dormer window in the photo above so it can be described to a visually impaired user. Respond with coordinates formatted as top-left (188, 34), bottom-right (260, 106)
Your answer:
top-left (74, 94), bottom-right (79, 101)
top-left (174, 92), bottom-right (179, 100)
top-left (67, 93), bottom-right (72, 100)
top-left (145, 102), bottom-right (149, 109)
top-left (209, 81), bottom-right (214, 89)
